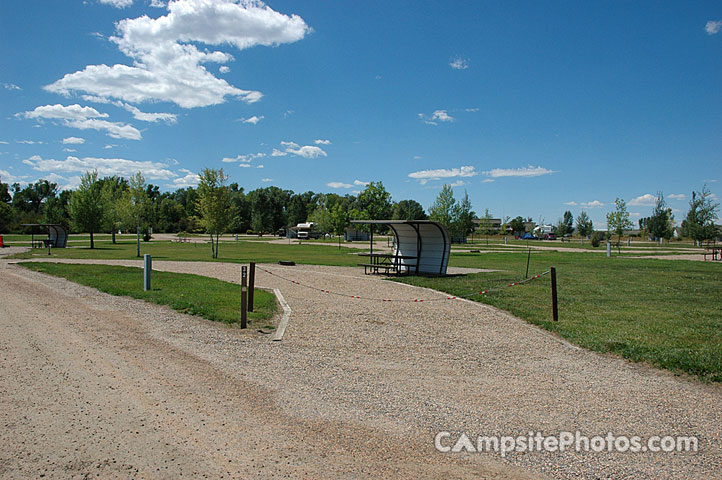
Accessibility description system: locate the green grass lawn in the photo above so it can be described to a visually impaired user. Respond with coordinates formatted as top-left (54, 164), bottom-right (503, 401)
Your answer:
top-left (20, 262), bottom-right (278, 329)
top-left (398, 250), bottom-right (722, 382)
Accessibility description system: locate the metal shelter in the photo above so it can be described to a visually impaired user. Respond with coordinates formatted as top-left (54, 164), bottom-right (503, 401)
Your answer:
top-left (350, 220), bottom-right (451, 275)
top-left (21, 224), bottom-right (69, 248)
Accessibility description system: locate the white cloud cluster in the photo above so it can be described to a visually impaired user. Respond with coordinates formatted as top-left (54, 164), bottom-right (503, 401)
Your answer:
top-left (3, 83), bottom-right (21, 91)
top-left (0, 169), bottom-right (28, 183)
top-left (280, 141), bottom-right (327, 158)
top-left (98, 0), bottom-right (133, 8)
top-left (168, 168), bottom-right (200, 188)
top-left (668, 193), bottom-right (686, 200)
top-left (62, 137), bottom-right (86, 145)
top-left (582, 200), bottom-right (604, 208)
top-left (419, 110), bottom-right (455, 125)
top-left (83, 96), bottom-right (178, 123)
top-left (23, 154), bottom-right (176, 180)
top-left (449, 57), bottom-right (469, 70)
top-left (242, 115), bottom-right (264, 124)
top-left (47, 0), bottom-right (310, 108)
top-left (628, 193), bottom-right (657, 206)
top-left (314, 139), bottom-right (331, 145)
top-left (482, 165), bottom-right (554, 178)
top-left (21, 104), bottom-right (141, 140)
top-left (327, 179), bottom-right (368, 189)
top-left (221, 152), bottom-right (265, 163)
top-left (408, 166), bottom-right (477, 185)
top-left (705, 20), bottom-right (722, 35)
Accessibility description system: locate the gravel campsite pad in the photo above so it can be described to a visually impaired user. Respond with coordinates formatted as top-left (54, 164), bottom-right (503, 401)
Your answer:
top-left (1, 255), bottom-right (720, 479)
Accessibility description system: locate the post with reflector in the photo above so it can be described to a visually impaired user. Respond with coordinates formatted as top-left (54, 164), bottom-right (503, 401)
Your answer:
top-left (241, 265), bottom-right (248, 329)
top-left (551, 266), bottom-right (558, 322)
top-left (144, 254), bottom-right (151, 291)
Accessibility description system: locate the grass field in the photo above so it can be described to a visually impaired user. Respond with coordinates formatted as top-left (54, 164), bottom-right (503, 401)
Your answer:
top-left (8, 237), bottom-right (721, 381)
top-left (20, 262), bottom-right (278, 329)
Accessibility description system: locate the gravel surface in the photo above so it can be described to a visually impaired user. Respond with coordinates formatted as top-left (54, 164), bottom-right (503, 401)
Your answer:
top-left (3, 253), bottom-right (721, 479)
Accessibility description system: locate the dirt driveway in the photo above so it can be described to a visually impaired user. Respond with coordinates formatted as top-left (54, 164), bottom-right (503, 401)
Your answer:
top-left (1, 254), bottom-right (720, 479)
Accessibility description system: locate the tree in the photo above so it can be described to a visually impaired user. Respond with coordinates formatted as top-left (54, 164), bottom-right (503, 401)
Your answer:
top-left (575, 210), bottom-right (593, 242)
top-left (429, 184), bottom-right (459, 235)
top-left (356, 181), bottom-right (392, 225)
top-left (647, 192), bottom-right (674, 241)
top-left (477, 209), bottom-right (495, 244)
top-left (456, 190), bottom-right (476, 240)
top-left (308, 205), bottom-right (332, 234)
top-left (330, 202), bottom-right (350, 249)
top-left (392, 199), bottom-right (427, 221)
top-left (196, 168), bottom-right (232, 259)
top-left (119, 172), bottom-right (150, 257)
top-left (683, 185), bottom-right (720, 246)
top-left (68, 171), bottom-right (104, 249)
top-left (100, 176), bottom-right (128, 244)
top-left (509, 216), bottom-right (526, 236)
top-left (606, 198), bottom-right (633, 253)
top-left (562, 210), bottom-right (574, 236)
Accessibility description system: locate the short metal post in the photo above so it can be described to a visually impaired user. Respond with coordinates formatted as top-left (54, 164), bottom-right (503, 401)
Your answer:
top-left (144, 254), bottom-right (151, 291)
top-left (240, 265), bottom-right (248, 329)
top-left (551, 266), bottom-right (558, 321)
top-left (525, 248), bottom-right (531, 279)
top-left (606, 242), bottom-right (611, 257)
top-left (248, 262), bottom-right (255, 312)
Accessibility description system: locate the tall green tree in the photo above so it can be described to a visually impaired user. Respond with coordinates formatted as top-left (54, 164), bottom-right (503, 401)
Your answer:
top-left (606, 198), bottom-right (633, 253)
top-left (330, 202), bottom-right (350, 248)
top-left (119, 172), bottom-right (150, 257)
top-left (647, 192), bottom-right (674, 241)
top-left (392, 199), bottom-right (427, 221)
top-left (456, 190), bottom-right (476, 239)
top-left (682, 185), bottom-right (720, 246)
top-left (68, 171), bottom-right (104, 249)
top-left (100, 176), bottom-right (128, 244)
top-left (575, 210), bottom-right (593, 242)
top-left (428, 184), bottom-right (458, 234)
top-left (196, 168), bottom-right (232, 259)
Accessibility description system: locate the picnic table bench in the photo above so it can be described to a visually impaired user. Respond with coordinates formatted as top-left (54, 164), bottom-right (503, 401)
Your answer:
top-left (703, 246), bottom-right (722, 261)
top-left (357, 253), bottom-right (418, 276)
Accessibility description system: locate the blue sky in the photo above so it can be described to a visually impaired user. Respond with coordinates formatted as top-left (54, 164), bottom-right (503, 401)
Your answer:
top-left (1, 0), bottom-right (720, 228)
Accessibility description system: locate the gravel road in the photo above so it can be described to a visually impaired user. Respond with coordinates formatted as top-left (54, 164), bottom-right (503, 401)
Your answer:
top-left (2, 253), bottom-right (720, 479)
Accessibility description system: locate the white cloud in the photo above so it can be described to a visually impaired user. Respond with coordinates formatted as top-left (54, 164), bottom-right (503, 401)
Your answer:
top-left (62, 136), bottom-right (86, 144)
top-left (16, 140), bottom-right (44, 145)
top-left (564, 201), bottom-right (578, 206)
top-left (0, 141), bottom-right (8, 144)
top-left (63, 148), bottom-right (77, 153)
top-left (222, 152), bottom-right (265, 163)
top-left (408, 165), bottom-right (477, 185)
top-left (23, 154), bottom-right (176, 180)
top-left (481, 178), bottom-right (494, 183)
top-left (46, 0), bottom-right (310, 109)
top-left (168, 168), bottom-right (199, 188)
top-left (449, 56), bottom-right (469, 70)
top-left (448, 180), bottom-right (467, 187)
top-left (2, 83), bottom-right (21, 91)
top-left (705, 20), bottom-right (722, 35)
top-left (261, 178), bottom-right (272, 182)
top-left (327, 182), bottom-right (352, 189)
top-left (242, 115), bottom-right (264, 124)
top-left (668, 193), bottom-right (686, 200)
top-left (581, 200), bottom-right (605, 208)
top-left (104, 144), bottom-right (116, 149)
top-left (419, 110), bottom-right (455, 125)
top-left (256, 164), bottom-right (264, 168)
top-left (353, 180), bottom-right (369, 186)
top-left (149, 0), bottom-right (165, 7)
top-left (21, 104), bottom-right (142, 140)
top-left (0, 169), bottom-right (28, 183)
top-left (270, 148), bottom-right (287, 157)
top-left (465, 107), bottom-right (479, 112)
top-left (283, 142), bottom-right (327, 158)
top-left (238, 164), bottom-right (251, 168)
top-left (219, 65), bottom-right (230, 73)
top-left (628, 193), bottom-right (657, 206)
top-left (483, 165), bottom-right (555, 178)
top-left (98, 0), bottom-right (133, 8)
top-left (121, 103), bottom-right (177, 123)
top-left (314, 139), bottom-right (331, 145)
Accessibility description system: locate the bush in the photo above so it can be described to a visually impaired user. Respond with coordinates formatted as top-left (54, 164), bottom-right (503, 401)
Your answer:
top-left (590, 231), bottom-right (604, 247)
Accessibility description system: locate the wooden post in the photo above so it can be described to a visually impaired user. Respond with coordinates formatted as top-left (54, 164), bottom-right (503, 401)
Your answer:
top-left (248, 262), bottom-right (255, 312)
top-left (551, 266), bottom-right (558, 322)
top-left (240, 265), bottom-right (247, 329)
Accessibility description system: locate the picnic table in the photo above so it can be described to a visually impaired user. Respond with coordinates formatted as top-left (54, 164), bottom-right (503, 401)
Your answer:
top-left (703, 246), bottom-right (722, 261)
top-left (357, 253), bottom-right (418, 275)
